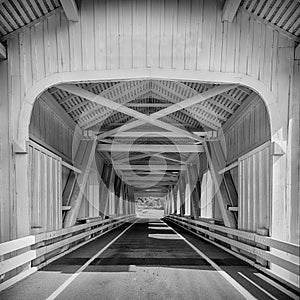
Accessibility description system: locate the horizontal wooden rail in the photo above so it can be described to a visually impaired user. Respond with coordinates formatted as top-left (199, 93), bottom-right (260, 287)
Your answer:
top-left (61, 161), bottom-right (82, 174)
top-left (0, 214), bottom-right (135, 292)
top-left (165, 215), bottom-right (300, 291)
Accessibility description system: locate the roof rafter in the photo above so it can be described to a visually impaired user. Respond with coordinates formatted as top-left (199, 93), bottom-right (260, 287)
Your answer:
top-left (97, 144), bottom-right (204, 153)
top-left (57, 84), bottom-right (205, 143)
top-left (0, 42), bottom-right (6, 59)
top-left (60, 0), bottom-right (79, 21)
top-left (222, 0), bottom-right (242, 22)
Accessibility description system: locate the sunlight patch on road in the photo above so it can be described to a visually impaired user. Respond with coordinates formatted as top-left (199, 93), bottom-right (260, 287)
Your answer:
top-left (148, 233), bottom-right (182, 240)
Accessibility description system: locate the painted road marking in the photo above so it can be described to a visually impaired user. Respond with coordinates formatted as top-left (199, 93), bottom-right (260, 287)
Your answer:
top-left (46, 219), bottom-right (138, 300)
top-left (161, 219), bottom-right (257, 300)
top-left (238, 272), bottom-right (278, 300)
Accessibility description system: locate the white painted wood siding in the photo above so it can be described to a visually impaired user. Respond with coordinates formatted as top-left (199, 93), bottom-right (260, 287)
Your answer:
top-left (7, 0), bottom-right (294, 118)
top-left (28, 141), bottom-right (62, 233)
top-left (223, 97), bottom-right (271, 163)
top-left (238, 142), bottom-right (271, 232)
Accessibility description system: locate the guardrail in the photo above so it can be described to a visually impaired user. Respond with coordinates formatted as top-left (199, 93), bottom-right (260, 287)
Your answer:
top-left (165, 215), bottom-right (300, 292)
top-left (0, 214), bottom-right (135, 291)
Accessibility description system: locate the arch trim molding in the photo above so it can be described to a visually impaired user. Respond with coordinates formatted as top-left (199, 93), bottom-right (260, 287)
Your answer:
top-left (17, 68), bottom-right (280, 149)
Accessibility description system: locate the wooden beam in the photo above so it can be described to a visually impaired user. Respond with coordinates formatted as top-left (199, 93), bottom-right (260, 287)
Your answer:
top-left (132, 182), bottom-right (171, 186)
top-left (97, 144), bottom-right (203, 153)
top-left (57, 84), bottom-right (204, 143)
top-left (0, 42), bottom-right (6, 60)
top-left (203, 141), bottom-right (237, 228)
top-left (222, 0), bottom-right (242, 22)
top-left (121, 171), bottom-right (177, 176)
top-left (114, 152), bottom-right (156, 164)
top-left (108, 131), bottom-right (216, 138)
top-left (99, 85), bottom-right (236, 138)
top-left (241, 8), bottom-right (300, 43)
top-left (78, 81), bottom-right (149, 126)
top-left (61, 161), bottom-right (82, 174)
top-left (153, 81), bottom-right (224, 129)
top-left (40, 91), bottom-right (77, 131)
top-left (135, 193), bottom-right (166, 197)
top-left (114, 165), bottom-right (184, 171)
top-left (150, 85), bottom-right (237, 120)
top-left (218, 161), bottom-right (238, 175)
top-left (126, 177), bottom-right (177, 182)
top-left (64, 138), bottom-right (97, 227)
top-left (126, 103), bottom-right (170, 108)
top-left (222, 92), bottom-right (258, 133)
top-left (60, 0), bottom-right (79, 21)
top-left (0, 8), bottom-right (63, 42)
top-left (154, 153), bottom-right (185, 164)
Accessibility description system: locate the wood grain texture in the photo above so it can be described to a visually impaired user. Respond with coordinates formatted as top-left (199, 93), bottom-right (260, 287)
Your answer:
top-left (28, 141), bottom-right (62, 233)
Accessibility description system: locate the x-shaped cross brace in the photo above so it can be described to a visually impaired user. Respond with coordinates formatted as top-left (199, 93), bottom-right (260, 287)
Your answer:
top-left (57, 83), bottom-right (237, 143)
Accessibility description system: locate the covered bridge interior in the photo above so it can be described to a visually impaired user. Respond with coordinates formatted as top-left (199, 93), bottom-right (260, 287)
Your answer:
top-left (0, 0), bottom-right (299, 298)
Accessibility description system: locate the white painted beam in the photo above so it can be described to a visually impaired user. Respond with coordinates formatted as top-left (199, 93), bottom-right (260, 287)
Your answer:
top-left (97, 144), bottom-right (203, 153)
top-left (114, 152), bottom-right (158, 164)
top-left (114, 165), bottom-right (184, 171)
top-left (222, 0), bottom-right (242, 22)
top-left (150, 84), bottom-right (237, 120)
top-left (57, 84), bottom-right (204, 143)
top-left (126, 177), bottom-right (177, 182)
top-left (135, 193), bottom-right (166, 197)
top-left (98, 85), bottom-right (236, 139)
top-left (106, 131), bottom-right (216, 138)
top-left (126, 103), bottom-right (170, 108)
top-left (0, 43), bottom-right (6, 60)
top-left (60, 0), bottom-right (79, 21)
top-left (121, 173), bottom-right (178, 178)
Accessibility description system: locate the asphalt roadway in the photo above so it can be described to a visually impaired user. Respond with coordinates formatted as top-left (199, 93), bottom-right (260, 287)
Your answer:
top-left (0, 217), bottom-right (298, 300)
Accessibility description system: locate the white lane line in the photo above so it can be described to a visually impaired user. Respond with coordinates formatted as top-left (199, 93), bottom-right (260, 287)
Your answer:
top-left (238, 272), bottom-right (278, 300)
top-left (254, 272), bottom-right (299, 300)
top-left (46, 219), bottom-right (138, 300)
top-left (161, 220), bottom-right (257, 300)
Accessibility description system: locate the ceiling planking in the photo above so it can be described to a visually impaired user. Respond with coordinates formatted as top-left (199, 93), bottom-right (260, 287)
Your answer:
top-left (240, 0), bottom-right (300, 37)
top-left (49, 80), bottom-right (250, 133)
top-left (0, 0), bottom-right (61, 41)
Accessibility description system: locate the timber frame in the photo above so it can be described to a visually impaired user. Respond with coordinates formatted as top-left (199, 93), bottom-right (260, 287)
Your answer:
top-left (0, 0), bottom-right (299, 291)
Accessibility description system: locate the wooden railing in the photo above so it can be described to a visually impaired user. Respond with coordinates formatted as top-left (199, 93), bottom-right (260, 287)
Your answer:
top-left (0, 215), bottom-right (135, 291)
top-left (165, 215), bottom-right (300, 292)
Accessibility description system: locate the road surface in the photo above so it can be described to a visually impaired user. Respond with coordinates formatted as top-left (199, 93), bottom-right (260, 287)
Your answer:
top-left (0, 218), bottom-right (297, 300)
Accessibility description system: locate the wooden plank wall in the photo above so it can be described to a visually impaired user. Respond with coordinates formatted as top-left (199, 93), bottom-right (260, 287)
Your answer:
top-left (7, 0), bottom-right (295, 112)
top-left (200, 170), bottom-right (214, 218)
top-left (77, 153), bottom-right (116, 220)
top-left (0, 60), bottom-right (12, 243)
top-left (238, 142), bottom-right (271, 233)
top-left (28, 141), bottom-right (62, 233)
top-left (1, 0), bottom-right (296, 242)
top-left (223, 96), bottom-right (271, 164)
top-left (29, 98), bottom-right (79, 162)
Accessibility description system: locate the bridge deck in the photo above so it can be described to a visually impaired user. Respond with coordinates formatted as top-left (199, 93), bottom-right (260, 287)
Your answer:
top-left (0, 218), bottom-right (296, 300)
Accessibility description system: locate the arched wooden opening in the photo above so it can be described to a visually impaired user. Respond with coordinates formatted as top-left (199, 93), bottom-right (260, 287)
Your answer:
top-left (26, 75), bottom-right (272, 235)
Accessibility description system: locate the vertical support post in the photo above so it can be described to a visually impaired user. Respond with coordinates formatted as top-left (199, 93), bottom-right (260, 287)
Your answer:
top-left (176, 183), bottom-right (181, 215)
top-left (165, 193), bottom-right (171, 215)
top-left (108, 169), bottom-right (115, 216)
top-left (184, 170), bottom-right (191, 217)
top-left (99, 164), bottom-right (110, 218)
top-left (119, 181), bottom-right (124, 215)
top-left (203, 141), bottom-right (236, 228)
top-left (124, 185), bottom-right (129, 215)
top-left (189, 164), bottom-right (200, 220)
top-left (15, 153), bottom-right (31, 238)
top-left (64, 138), bottom-right (97, 227)
top-left (114, 176), bottom-right (120, 216)
top-left (171, 185), bottom-right (177, 214)
top-left (178, 176), bottom-right (185, 216)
